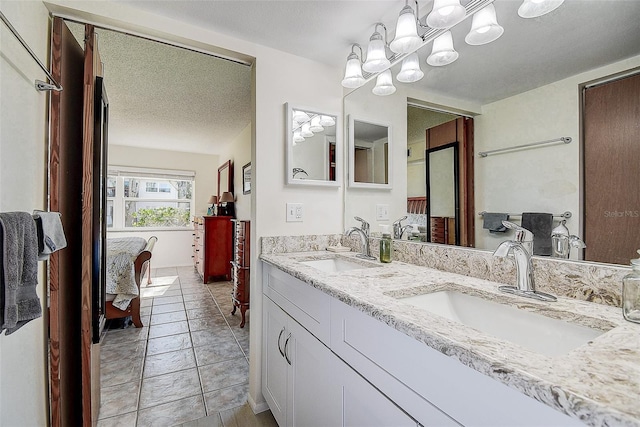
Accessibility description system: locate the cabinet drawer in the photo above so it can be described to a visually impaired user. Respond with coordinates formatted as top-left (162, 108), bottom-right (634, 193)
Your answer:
top-left (263, 263), bottom-right (330, 345)
top-left (330, 299), bottom-right (583, 427)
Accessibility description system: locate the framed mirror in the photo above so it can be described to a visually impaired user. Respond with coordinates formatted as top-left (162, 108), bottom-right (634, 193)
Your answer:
top-left (426, 142), bottom-right (459, 245)
top-left (217, 160), bottom-right (234, 200)
top-left (348, 116), bottom-right (392, 189)
top-left (285, 103), bottom-right (341, 187)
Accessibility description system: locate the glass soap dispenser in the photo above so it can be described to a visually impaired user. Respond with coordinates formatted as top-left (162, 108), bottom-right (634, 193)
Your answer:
top-left (623, 250), bottom-right (640, 324)
top-left (379, 224), bottom-right (392, 263)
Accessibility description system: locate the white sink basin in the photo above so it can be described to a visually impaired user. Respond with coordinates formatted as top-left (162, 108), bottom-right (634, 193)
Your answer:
top-left (400, 290), bottom-right (607, 357)
top-left (300, 257), bottom-right (378, 273)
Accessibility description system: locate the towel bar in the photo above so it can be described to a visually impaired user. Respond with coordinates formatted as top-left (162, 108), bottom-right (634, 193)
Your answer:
top-left (478, 211), bottom-right (572, 219)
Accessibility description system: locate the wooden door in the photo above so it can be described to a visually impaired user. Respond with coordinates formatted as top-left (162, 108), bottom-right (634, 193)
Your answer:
top-left (49, 19), bottom-right (101, 427)
top-left (584, 73), bottom-right (640, 264)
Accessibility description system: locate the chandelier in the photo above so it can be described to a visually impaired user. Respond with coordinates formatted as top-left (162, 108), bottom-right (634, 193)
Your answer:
top-left (341, 0), bottom-right (565, 95)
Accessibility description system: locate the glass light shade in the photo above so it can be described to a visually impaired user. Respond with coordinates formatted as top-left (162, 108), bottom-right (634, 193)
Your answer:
top-left (309, 116), bottom-right (324, 132)
top-left (465, 4), bottom-right (504, 45)
top-left (292, 110), bottom-right (310, 123)
top-left (319, 115), bottom-right (336, 127)
top-left (300, 122), bottom-right (314, 138)
top-left (372, 70), bottom-right (396, 96)
top-left (341, 52), bottom-right (366, 88)
top-left (397, 53), bottom-right (424, 83)
top-left (363, 32), bottom-right (390, 73)
top-left (426, 0), bottom-right (466, 29)
top-left (293, 131), bottom-right (305, 143)
top-left (518, 0), bottom-right (564, 18)
top-left (427, 31), bottom-right (459, 66)
top-left (390, 5), bottom-right (423, 54)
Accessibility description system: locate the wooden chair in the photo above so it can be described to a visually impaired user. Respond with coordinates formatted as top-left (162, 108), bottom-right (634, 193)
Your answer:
top-left (105, 236), bottom-right (157, 327)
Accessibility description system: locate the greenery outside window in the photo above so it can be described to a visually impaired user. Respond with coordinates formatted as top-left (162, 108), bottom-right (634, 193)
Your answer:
top-left (107, 166), bottom-right (195, 230)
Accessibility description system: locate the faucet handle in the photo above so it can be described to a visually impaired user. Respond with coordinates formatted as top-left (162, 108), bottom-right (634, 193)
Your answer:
top-left (502, 221), bottom-right (534, 242)
top-left (354, 216), bottom-right (370, 237)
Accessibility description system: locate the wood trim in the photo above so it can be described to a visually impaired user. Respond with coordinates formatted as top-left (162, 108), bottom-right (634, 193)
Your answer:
top-left (464, 117), bottom-right (475, 248)
top-left (81, 24), bottom-right (95, 427)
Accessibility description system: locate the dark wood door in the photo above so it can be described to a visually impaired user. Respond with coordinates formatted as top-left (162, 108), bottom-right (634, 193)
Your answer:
top-left (584, 73), bottom-right (640, 265)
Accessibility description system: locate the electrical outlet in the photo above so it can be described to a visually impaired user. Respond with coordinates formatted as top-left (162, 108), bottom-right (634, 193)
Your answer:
top-left (286, 203), bottom-right (304, 222)
top-left (376, 204), bottom-right (389, 221)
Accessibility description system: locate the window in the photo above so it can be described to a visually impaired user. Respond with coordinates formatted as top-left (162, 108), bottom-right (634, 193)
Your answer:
top-left (107, 166), bottom-right (195, 230)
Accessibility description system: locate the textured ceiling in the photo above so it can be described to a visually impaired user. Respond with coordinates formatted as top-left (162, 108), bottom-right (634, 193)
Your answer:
top-left (91, 26), bottom-right (251, 155)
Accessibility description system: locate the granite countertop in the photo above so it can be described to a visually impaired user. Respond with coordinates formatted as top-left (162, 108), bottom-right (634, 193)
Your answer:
top-left (260, 251), bottom-right (640, 427)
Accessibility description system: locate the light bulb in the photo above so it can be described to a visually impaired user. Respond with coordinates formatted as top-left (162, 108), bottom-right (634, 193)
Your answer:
top-left (427, 31), bottom-right (458, 66)
top-left (372, 70), bottom-right (396, 96)
top-left (397, 53), bottom-right (424, 83)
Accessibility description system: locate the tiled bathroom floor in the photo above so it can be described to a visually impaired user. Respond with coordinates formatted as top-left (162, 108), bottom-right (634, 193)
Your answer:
top-left (97, 266), bottom-right (276, 427)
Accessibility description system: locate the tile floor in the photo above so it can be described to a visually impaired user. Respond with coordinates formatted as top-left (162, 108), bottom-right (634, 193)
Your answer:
top-left (97, 266), bottom-right (276, 427)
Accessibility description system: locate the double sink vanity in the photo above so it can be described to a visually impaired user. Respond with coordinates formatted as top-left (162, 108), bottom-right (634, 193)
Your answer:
top-left (260, 237), bottom-right (640, 427)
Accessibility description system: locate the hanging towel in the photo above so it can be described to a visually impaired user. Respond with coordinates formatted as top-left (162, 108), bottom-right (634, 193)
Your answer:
top-left (0, 212), bottom-right (41, 335)
top-left (482, 213), bottom-right (510, 233)
top-left (521, 212), bottom-right (554, 256)
top-left (32, 210), bottom-right (67, 261)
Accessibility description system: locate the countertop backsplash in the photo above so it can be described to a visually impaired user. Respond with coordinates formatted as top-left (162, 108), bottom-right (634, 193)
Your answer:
top-left (261, 234), bottom-right (629, 307)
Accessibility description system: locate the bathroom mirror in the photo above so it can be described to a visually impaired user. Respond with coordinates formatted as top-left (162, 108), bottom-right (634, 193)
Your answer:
top-left (285, 103), bottom-right (340, 187)
top-left (426, 143), bottom-right (459, 245)
top-left (348, 116), bottom-right (392, 189)
top-left (342, 0), bottom-right (640, 266)
top-left (217, 160), bottom-right (233, 200)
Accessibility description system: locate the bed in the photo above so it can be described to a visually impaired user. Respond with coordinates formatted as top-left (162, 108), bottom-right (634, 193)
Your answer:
top-left (105, 236), bottom-right (157, 327)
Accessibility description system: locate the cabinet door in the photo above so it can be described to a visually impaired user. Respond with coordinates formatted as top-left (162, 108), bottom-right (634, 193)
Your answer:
top-left (262, 297), bottom-right (289, 427)
top-left (288, 315), bottom-right (341, 427)
top-left (336, 358), bottom-right (417, 427)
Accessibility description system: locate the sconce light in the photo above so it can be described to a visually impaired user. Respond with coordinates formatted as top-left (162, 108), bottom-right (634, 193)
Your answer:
top-left (518, 0), bottom-right (564, 18)
top-left (390, 3), bottom-right (423, 54)
top-left (426, 0), bottom-right (466, 29)
top-left (341, 44), bottom-right (366, 88)
top-left (465, 4), bottom-right (504, 46)
top-left (362, 23), bottom-right (390, 73)
top-left (397, 52), bottom-right (424, 83)
top-left (427, 31), bottom-right (458, 66)
top-left (207, 195), bottom-right (218, 215)
top-left (372, 69), bottom-right (396, 96)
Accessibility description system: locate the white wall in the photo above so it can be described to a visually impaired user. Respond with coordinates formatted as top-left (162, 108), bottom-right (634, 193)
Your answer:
top-left (217, 122), bottom-right (251, 221)
top-left (0, 1), bottom-right (50, 425)
top-left (474, 54), bottom-right (640, 252)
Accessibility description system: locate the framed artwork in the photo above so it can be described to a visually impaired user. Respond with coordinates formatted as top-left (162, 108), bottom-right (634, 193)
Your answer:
top-left (242, 162), bottom-right (252, 195)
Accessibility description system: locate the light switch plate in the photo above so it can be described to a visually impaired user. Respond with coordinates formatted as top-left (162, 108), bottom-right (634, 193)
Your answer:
top-left (286, 203), bottom-right (304, 222)
top-left (376, 204), bottom-right (389, 221)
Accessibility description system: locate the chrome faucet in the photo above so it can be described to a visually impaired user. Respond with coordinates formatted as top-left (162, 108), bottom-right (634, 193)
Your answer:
top-left (345, 217), bottom-right (376, 260)
top-left (493, 221), bottom-right (557, 302)
top-left (392, 216), bottom-right (412, 240)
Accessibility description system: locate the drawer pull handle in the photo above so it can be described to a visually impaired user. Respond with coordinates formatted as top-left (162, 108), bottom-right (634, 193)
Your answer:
top-left (277, 327), bottom-right (285, 357)
top-left (284, 333), bottom-right (292, 365)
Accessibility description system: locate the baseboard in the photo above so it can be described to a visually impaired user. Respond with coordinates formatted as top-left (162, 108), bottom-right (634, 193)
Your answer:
top-left (247, 393), bottom-right (269, 414)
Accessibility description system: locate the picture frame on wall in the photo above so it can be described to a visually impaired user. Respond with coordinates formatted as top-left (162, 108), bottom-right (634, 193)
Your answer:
top-left (242, 162), bottom-right (251, 195)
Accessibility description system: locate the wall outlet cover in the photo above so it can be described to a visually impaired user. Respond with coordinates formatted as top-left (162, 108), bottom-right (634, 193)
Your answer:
top-left (376, 204), bottom-right (389, 221)
top-left (286, 203), bottom-right (304, 222)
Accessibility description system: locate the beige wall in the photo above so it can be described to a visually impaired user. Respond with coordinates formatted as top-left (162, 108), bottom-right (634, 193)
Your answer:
top-left (0, 1), bottom-right (50, 425)
top-left (474, 54), bottom-right (640, 252)
top-left (217, 122), bottom-right (251, 221)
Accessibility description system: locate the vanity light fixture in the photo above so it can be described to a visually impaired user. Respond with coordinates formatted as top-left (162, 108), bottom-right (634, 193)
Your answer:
top-left (309, 116), bottom-right (324, 132)
top-left (300, 122), bottom-right (314, 138)
top-left (465, 4), bottom-right (504, 45)
top-left (319, 115), bottom-right (336, 126)
top-left (389, 2), bottom-right (423, 54)
top-left (396, 52), bottom-right (424, 83)
top-left (426, 0), bottom-right (466, 29)
top-left (372, 69), bottom-right (396, 96)
top-left (427, 31), bottom-right (458, 66)
top-left (362, 23), bottom-right (391, 73)
top-left (518, 0), bottom-right (564, 18)
top-left (292, 110), bottom-right (310, 123)
top-left (341, 44), bottom-right (366, 88)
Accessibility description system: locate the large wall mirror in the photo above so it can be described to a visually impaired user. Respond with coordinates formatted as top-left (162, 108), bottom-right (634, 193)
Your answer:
top-left (343, 0), bottom-right (640, 266)
top-left (218, 160), bottom-right (233, 199)
top-left (348, 116), bottom-right (391, 189)
top-left (285, 103), bottom-right (341, 187)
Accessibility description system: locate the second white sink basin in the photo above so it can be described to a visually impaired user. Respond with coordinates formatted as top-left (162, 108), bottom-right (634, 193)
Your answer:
top-left (300, 257), bottom-right (378, 273)
top-left (399, 290), bottom-right (608, 357)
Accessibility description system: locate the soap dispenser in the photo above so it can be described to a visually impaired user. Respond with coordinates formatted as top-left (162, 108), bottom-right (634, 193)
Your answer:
top-left (379, 224), bottom-right (392, 263)
top-left (410, 224), bottom-right (421, 241)
top-left (622, 250), bottom-right (640, 324)
top-left (551, 220), bottom-right (570, 258)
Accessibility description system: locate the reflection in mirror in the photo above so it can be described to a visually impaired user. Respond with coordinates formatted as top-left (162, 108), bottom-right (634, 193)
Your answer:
top-left (426, 143), bottom-right (459, 245)
top-left (343, 1), bottom-right (640, 266)
top-left (286, 103), bottom-right (340, 186)
top-left (349, 116), bottom-right (391, 189)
